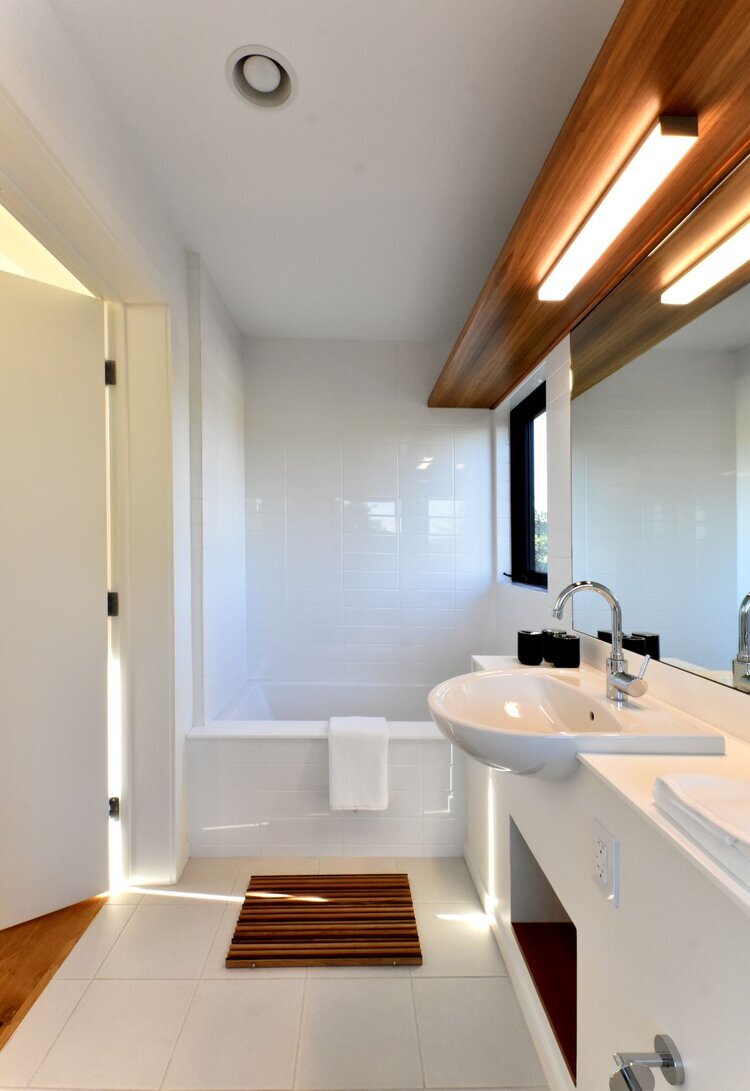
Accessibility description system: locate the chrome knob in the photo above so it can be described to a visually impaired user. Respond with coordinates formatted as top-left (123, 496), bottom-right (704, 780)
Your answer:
top-left (610, 1065), bottom-right (655, 1091)
top-left (610, 1035), bottom-right (684, 1089)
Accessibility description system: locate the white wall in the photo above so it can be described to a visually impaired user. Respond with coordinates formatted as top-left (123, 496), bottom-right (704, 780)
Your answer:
top-left (188, 256), bottom-right (247, 723)
top-left (735, 347), bottom-right (750, 602)
top-left (243, 339), bottom-right (495, 690)
top-left (572, 348), bottom-right (738, 668)
top-left (493, 338), bottom-right (573, 644)
top-left (121, 305), bottom-right (180, 881)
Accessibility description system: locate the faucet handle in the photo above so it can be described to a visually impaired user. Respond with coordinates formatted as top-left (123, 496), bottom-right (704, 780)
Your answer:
top-left (610, 654), bottom-right (651, 699)
top-left (636, 654), bottom-right (651, 680)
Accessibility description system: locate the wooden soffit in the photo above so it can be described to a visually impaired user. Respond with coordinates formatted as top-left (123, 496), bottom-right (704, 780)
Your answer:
top-left (428, 0), bottom-right (750, 409)
top-left (570, 150), bottom-right (750, 396)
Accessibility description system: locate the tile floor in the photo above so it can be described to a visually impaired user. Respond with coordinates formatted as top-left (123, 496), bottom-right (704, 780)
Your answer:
top-left (0, 857), bottom-right (547, 1091)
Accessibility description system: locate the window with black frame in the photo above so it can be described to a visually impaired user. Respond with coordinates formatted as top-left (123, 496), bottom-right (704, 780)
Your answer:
top-left (509, 382), bottom-right (548, 587)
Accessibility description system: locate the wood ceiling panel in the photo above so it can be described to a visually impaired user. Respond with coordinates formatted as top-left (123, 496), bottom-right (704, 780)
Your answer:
top-left (429, 0), bottom-right (750, 408)
top-left (570, 151), bottom-right (750, 395)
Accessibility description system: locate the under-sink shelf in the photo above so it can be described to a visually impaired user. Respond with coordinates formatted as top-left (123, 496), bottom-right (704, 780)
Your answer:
top-left (512, 920), bottom-right (577, 1080)
top-left (510, 819), bottom-right (577, 1081)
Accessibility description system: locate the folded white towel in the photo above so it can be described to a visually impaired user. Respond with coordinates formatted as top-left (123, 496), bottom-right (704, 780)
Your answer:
top-left (653, 775), bottom-right (750, 886)
top-left (328, 717), bottom-right (388, 811)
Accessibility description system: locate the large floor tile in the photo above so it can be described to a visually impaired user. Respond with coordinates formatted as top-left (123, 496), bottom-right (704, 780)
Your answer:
top-left (55, 905), bottom-right (136, 979)
top-left (232, 857), bottom-right (319, 893)
top-left (184, 857), bottom-right (244, 880)
top-left (30, 980), bottom-right (194, 1089)
top-left (306, 963), bottom-right (411, 979)
top-left (413, 978), bottom-right (546, 1088)
top-left (397, 857), bottom-right (479, 904)
top-left (105, 888), bottom-right (144, 905)
top-left (295, 979), bottom-right (422, 1089)
top-left (202, 904), bottom-right (306, 980)
top-left (96, 903), bottom-right (223, 979)
top-left (318, 856), bottom-right (397, 873)
top-left (0, 980), bottom-right (86, 1088)
top-left (162, 979), bottom-right (303, 1089)
top-left (411, 903), bottom-right (507, 977)
top-left (141, 857), bottom-right (242, 904)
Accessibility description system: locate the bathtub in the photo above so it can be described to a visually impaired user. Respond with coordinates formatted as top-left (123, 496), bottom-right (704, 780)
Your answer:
top-left (207, 680), bottom-right (442, 737)
top-left (187, 681), bottom-right (465, 858)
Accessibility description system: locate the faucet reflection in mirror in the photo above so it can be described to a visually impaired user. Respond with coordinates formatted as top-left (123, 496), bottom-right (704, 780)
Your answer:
top-left (553, 581), bottom-right (650, 705)
top-left (733, 592), bottom-right (750, 692)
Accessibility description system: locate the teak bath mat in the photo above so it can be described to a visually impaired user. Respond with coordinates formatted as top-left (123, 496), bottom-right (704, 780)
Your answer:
top-left (227, 873), bottom-right (422, 968)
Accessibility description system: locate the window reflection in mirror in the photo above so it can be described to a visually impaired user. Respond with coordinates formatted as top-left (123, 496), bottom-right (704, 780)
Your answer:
top-left (533, 411), bottom-right (548, 576)
top-left (571, 281), bottom-right (750, 687)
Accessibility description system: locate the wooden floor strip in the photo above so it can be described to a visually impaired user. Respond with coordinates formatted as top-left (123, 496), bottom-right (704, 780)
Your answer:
top-left (227, 873), bottom-right (422, 968)
top-left (0, 896), bottom-right (106, 1051)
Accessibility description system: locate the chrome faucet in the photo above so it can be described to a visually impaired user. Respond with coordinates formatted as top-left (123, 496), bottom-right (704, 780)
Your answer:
top-left (732, 592), bottom-right (750, 693)
top-left (552, 580), bottom-right (650, 704)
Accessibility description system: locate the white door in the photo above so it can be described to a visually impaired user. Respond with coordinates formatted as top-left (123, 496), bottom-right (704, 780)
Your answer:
top-left (0, 271), bottom-right (108, 930)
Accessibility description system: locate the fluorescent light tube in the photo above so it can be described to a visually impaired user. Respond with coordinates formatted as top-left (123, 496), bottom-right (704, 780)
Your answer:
top-left (538, 116), bottom-right (698, 302)
top-left (661, 219), bottom-right (750, 304)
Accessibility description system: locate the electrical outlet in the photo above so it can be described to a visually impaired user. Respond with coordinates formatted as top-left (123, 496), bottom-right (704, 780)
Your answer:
top-left (592, 819), bottom-right (619, 906)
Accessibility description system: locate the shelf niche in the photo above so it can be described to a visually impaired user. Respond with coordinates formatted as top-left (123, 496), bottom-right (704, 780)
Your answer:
top-left (510, 818), bottom-right (577, 1081)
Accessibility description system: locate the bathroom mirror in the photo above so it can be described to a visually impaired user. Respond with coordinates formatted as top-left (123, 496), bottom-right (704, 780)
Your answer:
top-left (570, 278), bottom-right (750, 687)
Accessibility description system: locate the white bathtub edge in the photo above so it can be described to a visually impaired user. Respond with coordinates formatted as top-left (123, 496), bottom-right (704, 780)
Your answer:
top-left (189, 720), bottom-right (444, 741)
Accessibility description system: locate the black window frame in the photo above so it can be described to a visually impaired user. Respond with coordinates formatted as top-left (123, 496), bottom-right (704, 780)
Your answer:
top-left (509, 382), bottom-right (548, 588)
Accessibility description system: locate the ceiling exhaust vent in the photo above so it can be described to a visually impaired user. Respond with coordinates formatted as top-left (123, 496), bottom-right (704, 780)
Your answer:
top-left (227, 45), bottom-right (295, 109)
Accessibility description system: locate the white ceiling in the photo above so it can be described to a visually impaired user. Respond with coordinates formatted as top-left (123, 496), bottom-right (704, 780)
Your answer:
top-left (50, 0), bottom-right (621, 341)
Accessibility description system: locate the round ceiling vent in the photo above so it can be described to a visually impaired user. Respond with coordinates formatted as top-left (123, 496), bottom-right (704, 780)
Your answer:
top-left (227, 45), bottom-right (295, 109)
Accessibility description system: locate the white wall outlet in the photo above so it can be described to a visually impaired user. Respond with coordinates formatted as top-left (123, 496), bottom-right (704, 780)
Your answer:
top-left (592, 819), bottom-right (619, 906)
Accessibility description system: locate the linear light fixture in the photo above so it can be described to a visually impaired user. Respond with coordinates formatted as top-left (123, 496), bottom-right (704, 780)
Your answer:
top-left (661, 218), bottom-right (750, 304)
top-left (538, 116), bottom-right (698, 302)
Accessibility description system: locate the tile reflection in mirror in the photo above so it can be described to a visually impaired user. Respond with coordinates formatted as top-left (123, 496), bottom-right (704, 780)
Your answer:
top-left (571, 281), bottom-right (750, 688)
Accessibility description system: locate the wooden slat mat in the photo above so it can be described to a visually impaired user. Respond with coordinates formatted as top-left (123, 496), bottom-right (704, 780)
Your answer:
top-left (227, 873), bottom-right (422, 968)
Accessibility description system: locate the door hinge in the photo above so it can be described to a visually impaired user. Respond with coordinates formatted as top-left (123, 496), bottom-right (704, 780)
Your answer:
top-left (109, 796), bottom-right (120, 821)
top-left (107, 591), bottom-right (119, 617)
top-left (105, 359), bottom-right (117, 386)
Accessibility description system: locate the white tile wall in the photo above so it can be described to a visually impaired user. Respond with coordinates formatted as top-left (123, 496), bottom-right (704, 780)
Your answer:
top-left (736, 347), bottom-right (750, 599)
top-left (190, 258), bottom-right (248, 721)
top-left (187, 737), bottom-right (466, 857)
top-left (572, 347), bottom-right (738, 668)
top-left (243, 339), bottom-right (495, 690)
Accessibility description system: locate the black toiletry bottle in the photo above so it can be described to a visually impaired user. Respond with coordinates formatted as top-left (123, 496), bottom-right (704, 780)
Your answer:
top-left (550, 633), bottom-right (580, 668)
top-left (542, 628), bottom-right (567, 662)
top-left (631, 632), bottom-right (660, 660)
top-left (517, 630), bottom-right (544, 666)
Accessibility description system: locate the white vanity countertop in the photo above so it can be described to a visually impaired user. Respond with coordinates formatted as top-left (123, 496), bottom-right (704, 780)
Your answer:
top-left (471, 654), bottom-right (750, 918)
top-left (580, 743), bottom-right (750, 919)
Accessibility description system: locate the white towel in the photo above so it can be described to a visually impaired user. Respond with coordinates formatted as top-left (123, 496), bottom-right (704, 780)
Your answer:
top-left (653, 775), bottom-right (750, 887)
top-left (328, 717), bottom-right (388, 811)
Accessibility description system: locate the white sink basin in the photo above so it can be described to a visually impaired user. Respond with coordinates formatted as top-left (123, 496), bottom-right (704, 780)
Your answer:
top-left (428, 668), bottom-right (724, 779)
